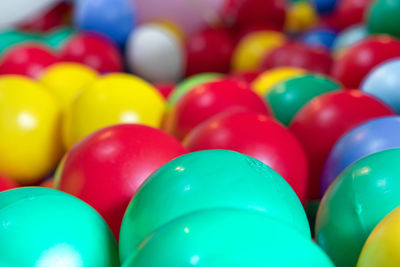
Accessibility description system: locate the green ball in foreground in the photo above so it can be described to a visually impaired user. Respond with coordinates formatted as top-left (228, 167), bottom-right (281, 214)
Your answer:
top-left (367, 0), bottom-right (400, 39)
top-left (0, 187), bottom-right (119, 266)
top-left (119, 150), bottom-right (310, 264)
top-left (316, 148), bottom-right (400, 267)
top-left (123, 209), bottom-right (334, 267)
top-left (266, 74), bottom-right (341, 126)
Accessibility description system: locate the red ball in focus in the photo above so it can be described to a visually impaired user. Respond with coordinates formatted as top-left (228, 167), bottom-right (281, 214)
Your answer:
top-left (60, 32), bottom-right (123, 73)
top-left (0, 44), bottom-right (59, 78)
top-left (154, 82), bottom-right (175, 99)
top-left (56, 124), bottom-right (187, 238)
top-left (262, 42), bottom-right (333, 75)
top-left (184, 111), bottom-right (309, 203)
top-left (19, 2), bottom-right (72, 32)
top-left (166, 79), bottom-right (271, 139)
top-left (0, 174), bottom-right (18, 192)
top-left (289, 90), bottom-right (395, 200)
top-left (184, 28), bottom-right (234, 76)
top-left (332, 36), bottom-right (400, 88)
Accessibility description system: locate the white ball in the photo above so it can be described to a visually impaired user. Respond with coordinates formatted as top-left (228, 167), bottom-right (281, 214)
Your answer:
top-left (126, 24), bottom-right (184, 83)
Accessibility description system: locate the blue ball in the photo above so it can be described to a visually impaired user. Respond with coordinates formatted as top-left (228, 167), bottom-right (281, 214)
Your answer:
top-left (320, 116), bottom-right (400, 196)
top-left (74, 0), bottom-right (136, 46)
top-left (313, 0), bottom-right (338, 14)
top-left (362, 58), bottom-right (400, 113)
top-left (301, 28), bottom-right (337, 50)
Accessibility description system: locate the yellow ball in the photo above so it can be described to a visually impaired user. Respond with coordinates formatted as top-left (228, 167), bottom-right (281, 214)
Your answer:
top-left (252, 67), bottom-right (306, 96)
top-left (358, 207), bottom-right (400, 267)
top-left (63, 73), bottom-right (166, 149)
top-left (39, 63), bottom-right (98, 110)
top-left (285, 2), bottom-right (318, 33)
top-left (0, 75), bottom-right (63, 184)
top-left (232, 31), bottom-right (286, 72)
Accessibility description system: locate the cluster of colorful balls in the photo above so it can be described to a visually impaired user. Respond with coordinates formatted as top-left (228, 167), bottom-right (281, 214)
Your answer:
top-left (1, 0), bottom-right (400, 265)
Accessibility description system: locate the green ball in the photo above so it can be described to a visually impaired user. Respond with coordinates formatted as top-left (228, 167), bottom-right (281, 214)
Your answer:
top-left (119, 150), bottom-right (310, 264)
top-left (44, 27), bottom-right (75, 50)
top-left (124, 209), bottom-right (334, 267)
top-left (0, 187), bottom-right (119, 266)
top-left (166, 73), bottom-right (224, 110)
top-left (266, 74), bottom-right (341, 126)
top-left (0, 30), bottom-right (41, 55)
top-left (316, 148), bottom-right (400, 267)
top-left (367, 0), bottom-right (400, 39)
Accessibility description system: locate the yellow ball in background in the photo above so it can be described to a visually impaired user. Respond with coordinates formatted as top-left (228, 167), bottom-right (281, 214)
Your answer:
top-left (0, 75), bottom-right (63, 184)
top-left (231, 31), bottom-right (286, 72)
top-left (63, 73), bottom-right (166, 149)
top-left (285, 2), bottom-right (318, 33)
top-left (252, 67), bottom-right (306, 96)
top-left (357, 206), bottom-right (400, 267)
top-left (39, 63), bottom-right (98, 110)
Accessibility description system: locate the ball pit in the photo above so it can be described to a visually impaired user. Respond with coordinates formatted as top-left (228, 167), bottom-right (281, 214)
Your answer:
top-left (2, 0), bottom-right (400, 264)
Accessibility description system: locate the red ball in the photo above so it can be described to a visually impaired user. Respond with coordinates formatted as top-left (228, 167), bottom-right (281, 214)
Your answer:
top-left (228, 0), bottom-right (286, 30)
top-left (289, 90), bottom-right (395, 200)
top-left (332, 36), bottom-right (400, 88)
top-left (167, 79), bottom-right (271, 139)
top-left (19, 2), bottom-right (72, 32)
top-left (262, 42), bottom-right (333, 75)
top-left (234, 23), bottom-right (282, 43)
top-left (0, 44), bottom-right (59, 78)
top-left (60, 32), bottom-right (123, 73)
top-left (184, 28), bottom-right (234, 76)
top-left (184, 111), bottom-right (309, 203)
top-left (335, 0), bottom-right (373, 30)
top-left (0, 174), bottom-right (18, 192)
top-left (154, 82), bottom-right (175, 99)
top-left (56, 124), bottom-right (187, 238)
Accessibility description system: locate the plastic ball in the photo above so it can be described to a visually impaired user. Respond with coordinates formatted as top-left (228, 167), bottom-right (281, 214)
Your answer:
top-left (231, 30), bottom-right (286, 72)
top-left (332, 36), bottom-right (400, 88)
top-left (43, 27), bottom-right (75, 50)
top-left (184, 111), bottom-right (309, 203)
top-left (39, 62), bottom-right (98, 110)
top-left (262, 42), bottom-right (333, 75)
top-left (301, 28), bottom-right (337, 51)
top-left (124, 209), bottom-right (334, 266)
top-left (367, 0), bottom-right (400, 39)
top-left (332, 24), bottom-right (368, 55)
top-left (62, 73), bottom-right (165, 149)
top-left (0, 44), bottom-right (58, 79)
top-left (0, 30), bottom-right (41, 55)
top-left (316, 149), bottom-right (400, 267)
top-left (166, 72), bottom-right (224, 110)
top-left (285, 1), bottom-right (318, 33)
top-left (132, 0), bottom-right (225, 34)
top-left (0, 174), bottom-right (18, 192)
top-left (252, 67), bottom-right (305, 96)
top-left (165, 79), bottom-right (271, 139)
top-left (333, 0), bottom-right (373, 30)
top-left (229, 0), bottom-right (286, 30)
top-left (74, 0), bottom-right (136, 46)
top-left (289, 90), bottom-right (395, 200)
top-left (0, 75), bottom-right (63, 184)
top-left (321, 116), bottom-right (400, 196)
top-left (313, 0), bottom-right (338, 14)
top-left (266, 74), bottom-right (342, 126)
top-left (185, 28), bottom-right (234, 76)
top-left (56, 124), bottom-right (187, 238)
top-left (60, 32), bottom-right (123, 73)
top-left (119, 150), bottom-right (310, 264)
top-left (361, 59), bottom-right (400, 113)
top-left (126, 24), bottom-right (184, 83)
top-left (154, 82), bottom-right (175, 99)
top-left (358, 206), bottom-right (400, 267)
top-left (18, 2), bottom-right (72, 32)
top-left (0, 187), bottom-right (119, 266)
